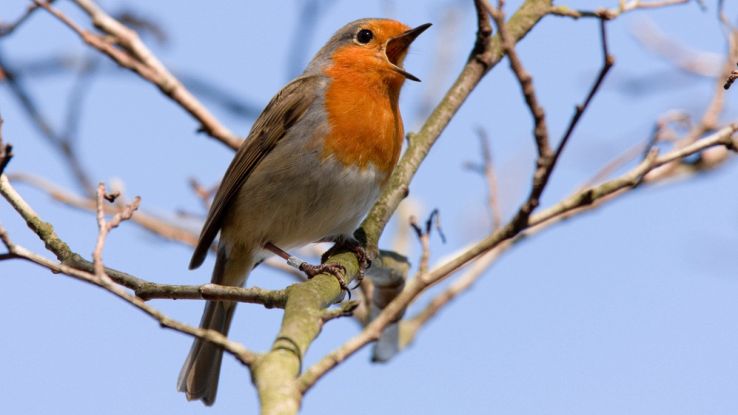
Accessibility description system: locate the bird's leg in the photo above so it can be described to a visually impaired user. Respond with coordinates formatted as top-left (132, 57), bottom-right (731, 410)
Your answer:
top-left (263, 242), bottom-right (349, 296)
top-left (320, 237), bottom-right (370, 285)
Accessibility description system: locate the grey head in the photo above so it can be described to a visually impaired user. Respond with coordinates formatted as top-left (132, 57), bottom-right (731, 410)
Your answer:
top-left (303, 18), bottom-right (431, 81)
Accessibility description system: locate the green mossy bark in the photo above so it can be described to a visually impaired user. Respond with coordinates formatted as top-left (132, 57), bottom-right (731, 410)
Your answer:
top-left (254, 253), bottom-right (360, 415)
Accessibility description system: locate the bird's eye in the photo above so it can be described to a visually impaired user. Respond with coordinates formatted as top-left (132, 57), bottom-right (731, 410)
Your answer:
top-left (356, 29), bottom-right (374, 44)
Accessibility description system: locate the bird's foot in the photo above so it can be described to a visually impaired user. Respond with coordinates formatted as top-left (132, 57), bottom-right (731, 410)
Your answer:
top-left (299, 262), bottom-right (350, 299)
top-left (321, 239), bottom-right (371, 286)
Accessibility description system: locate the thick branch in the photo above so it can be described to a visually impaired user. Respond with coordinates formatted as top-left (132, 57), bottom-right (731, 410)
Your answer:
top-left (299, 122), bottom-right (738, 391)
top-left (9, 172), bottom-right (305, 279)
top-left (0, 174), bottom-right (288, 307)
top-left (253, 252), bottom-right (361, 414)
top-left (361, 0), bottom-right (553, 254)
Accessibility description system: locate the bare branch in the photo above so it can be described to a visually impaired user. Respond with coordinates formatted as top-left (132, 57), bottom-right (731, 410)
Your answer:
top-left (725, 65), bottom-right (738, 89)
top-left (4, 0), bottom-right (732, 410)
top-left (401, 248), bottom-right (501, 348)
top-left (12, 172), bottom-right (199, 247)
top-left (409, 216), bottom-right (430, 276)
top-left (92, 183), bottom-right (141, 277)
top-left (511, 17), bottom-right (614, 230)
top-left (409, 209), bottom-right (444, 277)
top-left (301, 0), bottom-right (556, 392)
top-left (9, 173), bottom-right (306, 280)
top-left (0, 176), bottom-right (261, 367)
top-left (362, 0), bottom-right (553, 254)
top-left (643, 18), bottom-right (738, 180)
top-left (582, 110), bottom-right (690, 187)
top-left (475, 127), bottom-right (503, 229)
top-left (34, 0), bottom-right (241, 149)
top-left (632, 19), bottom-right (722, 78)
top-left (0, 173), bottom-right (289, 307)
top-left (188, 177), bottom-right (217, 209)
top-left (0, 0), bottom-right (56, 37)
top-left (0, 55), bottom-right (95, 194)
top-left (551, 0), bottom-right (694, 20)
top-left (299, 122), bottom-right (738, 391)
top-left (321, 301), bottom-right (359, 323)
top-left (1, 228), bottom-right (258, 368)
top-left (487, 0), bottom-right (551, 158)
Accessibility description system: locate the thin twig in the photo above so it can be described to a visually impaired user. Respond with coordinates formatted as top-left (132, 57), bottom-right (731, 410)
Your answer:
top-left (409, 209), bottom-right (444, 277)
top-left (0, 0), bottom-right (56, 37)
top-left (92, 183), bottom-right (141, 277)
top-left (1, 228), bottom-right (258, 367)
top-left (34, 0), bottom-right (240, 149)
top-left (487, 0), bottom-right (551, 159)
top-left (189, 177), bottom-right (218, 209)
top-left (0, 55), bottom-right (95, 194)
top-left (645, 15), bottom-right (738, 180)
top-left (409, 216), bottom-right (431, 276)
top-left (477, 128), bottom-right (503, 229)
top-left (401, 247), bottom-right (501, 348)
top-left (322, 301), bottom-right (359, 323)
top-left (553, 18), bottom-right (614, 171)
top-left (724, 66), bottom-right (738, 90)
top-left (9, 173), bottom-right (306, 279)
top-left (632, 19), bottom-right (722, 78)
top-left (361, 0), bottom-right (552, 254)
top-left (512, 17), bottom-right (614, 230)
top-left (299, 122), bottom-right (738, 392)
top-left (550, 0), bottom-right (693, 20)
top-left (0, 174), bottom-right (289, 306)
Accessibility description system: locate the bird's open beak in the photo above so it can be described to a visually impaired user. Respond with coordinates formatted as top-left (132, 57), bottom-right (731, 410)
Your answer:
top-left (385, 23), bottom-right (432, 82)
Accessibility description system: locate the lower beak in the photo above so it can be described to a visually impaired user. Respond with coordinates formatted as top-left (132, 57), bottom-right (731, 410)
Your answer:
top-left (385, 23), bottom-right (432, 82)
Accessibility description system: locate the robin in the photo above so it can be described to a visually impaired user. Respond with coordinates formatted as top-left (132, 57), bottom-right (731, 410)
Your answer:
top-left (178, 18), bottom-right (430, 405)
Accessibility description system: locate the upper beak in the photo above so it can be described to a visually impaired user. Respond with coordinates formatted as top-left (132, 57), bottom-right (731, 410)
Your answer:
top-left (385, 23), bottom-right (432, 82)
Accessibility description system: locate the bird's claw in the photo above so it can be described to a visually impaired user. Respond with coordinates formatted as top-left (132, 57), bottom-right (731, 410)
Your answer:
top-left (321, 241), bottom-right (371, 287)
top-left (299, 262), bottom-right (351, 300)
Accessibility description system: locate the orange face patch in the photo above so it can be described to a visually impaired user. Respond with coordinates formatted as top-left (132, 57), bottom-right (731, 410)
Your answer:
top-left (320, 20), bottom-right (412, 177)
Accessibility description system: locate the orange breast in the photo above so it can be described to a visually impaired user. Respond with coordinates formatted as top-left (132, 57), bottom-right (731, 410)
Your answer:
top-left (321, 46), bottom-right (405, 178)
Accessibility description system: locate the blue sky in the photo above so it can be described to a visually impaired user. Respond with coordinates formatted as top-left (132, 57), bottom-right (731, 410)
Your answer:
top-left (2, 0), bottom-right (737, 414)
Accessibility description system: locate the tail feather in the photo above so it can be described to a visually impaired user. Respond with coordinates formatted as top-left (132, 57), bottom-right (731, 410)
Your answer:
top-left (177, 300), bottom-right (235, 405)
top-left (178, 245), bottom-right (253, 406)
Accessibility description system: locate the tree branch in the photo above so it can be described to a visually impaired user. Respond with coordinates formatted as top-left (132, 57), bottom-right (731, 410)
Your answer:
top-left (0, 227), bottom-right (258, 368)
top-left (298, 122), bottom-right (738, 392)
top-left (508, 16), bottom-right (614, 231)
top-left (0, 173), bottom-right (288, 307)
top-left (34, 0), bottom-right (241, 149)
top-left (0, 0), bottom-right (56, 37)
top-left (551, 0), bottom-right (695, 20)
top-left (487, 0), bottom-right (551, 158)
top-left (9, 172), bottom-right (306, 280)
top-left (361, 0), bottom-right (554, 254)
top-left (253, 252), bottom-right (361, 414)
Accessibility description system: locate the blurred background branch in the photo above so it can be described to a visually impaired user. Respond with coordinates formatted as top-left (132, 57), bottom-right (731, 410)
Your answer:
top-left (1, 0), bottom-right (737, 414)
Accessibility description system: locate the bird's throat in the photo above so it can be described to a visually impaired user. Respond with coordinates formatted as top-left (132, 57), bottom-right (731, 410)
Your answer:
top-left (321, 49), bottom-right (405, 178)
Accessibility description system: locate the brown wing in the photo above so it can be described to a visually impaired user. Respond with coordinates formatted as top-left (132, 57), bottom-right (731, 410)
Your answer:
top-left (189, 75), bottom-right (321, 269)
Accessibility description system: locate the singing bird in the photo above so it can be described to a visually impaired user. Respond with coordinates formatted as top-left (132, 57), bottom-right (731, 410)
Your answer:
top-left (178, 18), bottom-right (430, 405)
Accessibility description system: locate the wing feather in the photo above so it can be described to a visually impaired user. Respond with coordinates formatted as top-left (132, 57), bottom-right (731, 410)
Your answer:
top-left (189, 75), bottom-right (321, 269)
